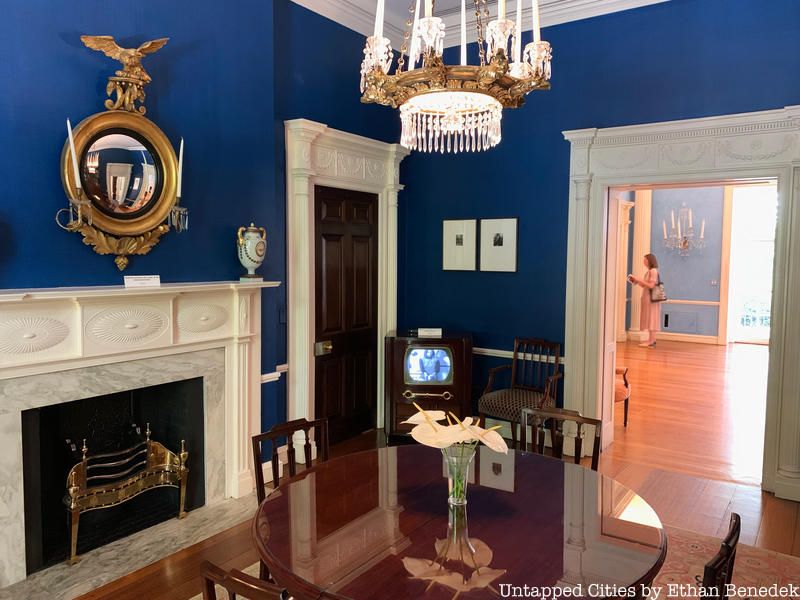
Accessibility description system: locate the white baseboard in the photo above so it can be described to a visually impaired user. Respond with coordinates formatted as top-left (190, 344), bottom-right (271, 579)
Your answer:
top-left (626, 330), bottom-right (648, 342)
top-left (656, 332), bottom-right (721, 345)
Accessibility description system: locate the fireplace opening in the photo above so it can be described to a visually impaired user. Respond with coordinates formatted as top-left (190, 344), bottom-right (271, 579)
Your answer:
top-left (22, 378), bottom-right (205, 574)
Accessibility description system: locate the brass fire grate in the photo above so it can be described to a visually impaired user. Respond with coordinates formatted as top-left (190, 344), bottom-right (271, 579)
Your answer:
top-left (63, 423), bottom-right (188, 564)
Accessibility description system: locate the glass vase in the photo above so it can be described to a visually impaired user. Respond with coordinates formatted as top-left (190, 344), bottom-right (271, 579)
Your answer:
top-left (442, 444), bottom-right (476, 506)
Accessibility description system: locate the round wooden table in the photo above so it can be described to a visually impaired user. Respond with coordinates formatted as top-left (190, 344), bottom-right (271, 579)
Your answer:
top-left (252, 446), bottom-right (667, 600)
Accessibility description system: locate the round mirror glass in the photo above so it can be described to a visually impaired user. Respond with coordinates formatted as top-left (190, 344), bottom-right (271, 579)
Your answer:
top-left (80, 129), bottom-right (164, 219)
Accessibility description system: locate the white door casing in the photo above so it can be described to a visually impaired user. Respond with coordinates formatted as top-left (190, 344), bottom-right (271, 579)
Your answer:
top-left (563, 105), bottom-right (800, 500)
top-left (616, 199), bottom-right (634, 342)
top-left (285, 120), bottom-right (409, 438)
top-left (627, 190), bottom-right (652, 342)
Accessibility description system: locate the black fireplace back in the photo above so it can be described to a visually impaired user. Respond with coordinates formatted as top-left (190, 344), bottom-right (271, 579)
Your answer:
top-left (22, 378), bottom-right (205, 574)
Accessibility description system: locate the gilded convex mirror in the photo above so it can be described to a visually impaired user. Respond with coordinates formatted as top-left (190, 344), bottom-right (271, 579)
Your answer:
top-left (58, 35), bottom-right (187, 270)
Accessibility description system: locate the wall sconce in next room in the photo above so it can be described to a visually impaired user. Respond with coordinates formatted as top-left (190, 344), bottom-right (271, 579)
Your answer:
top-left (662, 203), bottom-right (705, 257)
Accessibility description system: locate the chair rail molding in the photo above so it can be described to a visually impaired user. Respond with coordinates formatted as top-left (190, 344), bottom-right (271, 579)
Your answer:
top-left (285, 119), bottom-right (409, 434)
top-left (563, 105), bottom-right (800, 501)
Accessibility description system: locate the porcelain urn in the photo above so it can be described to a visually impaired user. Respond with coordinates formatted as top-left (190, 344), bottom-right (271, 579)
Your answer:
top-left (237, 223), bottom-right (267, 280)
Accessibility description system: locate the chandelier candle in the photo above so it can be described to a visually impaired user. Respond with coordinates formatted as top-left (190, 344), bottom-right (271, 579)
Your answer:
top-left (532, 0), bottom-right (541, 42)
top-left (66, 119), bottom-right (81, 190)
top-left (177, 137), bottom-right (184, 198)
top-left (460, 0), bottom-right (466, 65)
top-left (408, 0), bottom-right (421, 71)
top-left (374, 0), bottom-right (385, 37)
top-left (361, 0), bottom-right (553, 152)
top-left (514, 0), bottom-right (522, 63)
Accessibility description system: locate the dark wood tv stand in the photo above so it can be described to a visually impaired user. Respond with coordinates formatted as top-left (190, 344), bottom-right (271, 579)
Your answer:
top-left (384, 331), bottom-right (472, 442)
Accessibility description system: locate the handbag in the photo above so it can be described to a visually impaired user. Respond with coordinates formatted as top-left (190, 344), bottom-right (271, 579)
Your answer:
top-left (651, 274), bottom-right (667, 302)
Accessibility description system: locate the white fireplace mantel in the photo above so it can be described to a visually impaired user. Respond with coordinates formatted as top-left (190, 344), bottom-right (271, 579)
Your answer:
top-left (0, 280), bottom-right (279, 586)
top-left (0, 280), bottom-right (279, 378)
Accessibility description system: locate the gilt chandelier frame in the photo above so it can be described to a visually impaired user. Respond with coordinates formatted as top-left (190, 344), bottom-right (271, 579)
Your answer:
top-left (360, 0), bottom-right (553, 153)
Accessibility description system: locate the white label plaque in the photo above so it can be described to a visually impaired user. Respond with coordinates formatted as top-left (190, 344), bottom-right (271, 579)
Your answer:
top-left (124, 275), bottom-right (162, 288)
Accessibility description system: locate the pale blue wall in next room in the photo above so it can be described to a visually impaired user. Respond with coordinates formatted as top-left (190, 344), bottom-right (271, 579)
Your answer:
top-left (650, 187), bottom-right (724, 337)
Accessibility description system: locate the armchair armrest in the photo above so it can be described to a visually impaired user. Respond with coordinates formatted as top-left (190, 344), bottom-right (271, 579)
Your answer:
top-left (615, 367), bottom-right (629, 387)
top-left (543, 371), bottom-right (563, 406)
top-left (482, 364), bottom-right (511, 396)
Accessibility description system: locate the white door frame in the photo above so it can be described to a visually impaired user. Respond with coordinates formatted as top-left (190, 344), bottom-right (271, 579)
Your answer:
top-left (563, 105), bottom-right (800, 500)
top-left (615, 197), bottom-right (634, 342)
top-left (285, 119), bottom-right (409, 434)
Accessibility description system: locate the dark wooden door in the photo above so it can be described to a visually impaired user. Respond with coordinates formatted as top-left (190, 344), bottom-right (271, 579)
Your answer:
top-left (314, 186), bottom-right (378, 445)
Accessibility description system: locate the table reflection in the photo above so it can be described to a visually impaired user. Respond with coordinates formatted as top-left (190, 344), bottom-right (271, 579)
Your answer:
top-left (253, 446), bottom-right (666, 600)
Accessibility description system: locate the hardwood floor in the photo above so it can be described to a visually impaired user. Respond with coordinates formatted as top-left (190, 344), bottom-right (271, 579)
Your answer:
top-left (77, 345), bottom-right (798, 599)
top-left (75, 431), bottom-right (387, 600)
top-left (607, 340), bottom-right (768, 485)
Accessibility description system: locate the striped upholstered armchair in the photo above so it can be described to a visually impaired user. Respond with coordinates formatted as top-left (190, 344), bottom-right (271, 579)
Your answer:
top-left (477, 338), bottom-right (562, 449)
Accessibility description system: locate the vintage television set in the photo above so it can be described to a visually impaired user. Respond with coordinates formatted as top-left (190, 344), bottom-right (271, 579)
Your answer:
top-left (384, 330), bottom-right (472, 441)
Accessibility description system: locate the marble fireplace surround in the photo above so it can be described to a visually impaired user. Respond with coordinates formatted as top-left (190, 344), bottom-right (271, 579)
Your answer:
top-left (0, 281), bottom-right (279, 587)
top-left (0, 349), bottom-right (224, 586)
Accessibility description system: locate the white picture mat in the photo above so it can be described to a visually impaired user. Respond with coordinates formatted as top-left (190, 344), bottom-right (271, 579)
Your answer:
top-left (480, 218), bottom-right (518, 272)
top-left (442, 219), bottom-right (477, 271)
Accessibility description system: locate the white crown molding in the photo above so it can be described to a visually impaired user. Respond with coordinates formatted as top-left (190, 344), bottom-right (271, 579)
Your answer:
top-left (291, 0), bottom-right (669, 49)
top-left (291, 0), bottom-right (406, 48)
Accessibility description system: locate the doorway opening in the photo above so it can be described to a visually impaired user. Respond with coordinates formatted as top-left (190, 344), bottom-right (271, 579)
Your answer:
top-left (728, 184), bottom-right (778, 345)
top-left (606, 179), bottom-right (776, 485)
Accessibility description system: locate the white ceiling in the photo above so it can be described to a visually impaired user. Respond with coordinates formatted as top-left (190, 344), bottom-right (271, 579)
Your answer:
top-left (292, 0), bottom-right (669, 48)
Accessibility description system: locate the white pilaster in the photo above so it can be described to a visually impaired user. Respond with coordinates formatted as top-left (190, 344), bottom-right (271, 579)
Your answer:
top-left (627, 190), bottom-right (651, 342)
top-left (616, 200), bottom-right (634, 341)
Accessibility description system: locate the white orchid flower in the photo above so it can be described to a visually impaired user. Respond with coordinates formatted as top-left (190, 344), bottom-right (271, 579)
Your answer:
top-left (410, 422), bottom-right (471, 448)
top-left (401, 410), bottom-right (447, 425)
top-left (468, 424), bottom-right (509, 454)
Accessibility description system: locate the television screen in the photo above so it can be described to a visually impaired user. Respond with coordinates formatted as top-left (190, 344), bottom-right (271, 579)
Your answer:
top-left (404, 347), bottom-right (453, 384)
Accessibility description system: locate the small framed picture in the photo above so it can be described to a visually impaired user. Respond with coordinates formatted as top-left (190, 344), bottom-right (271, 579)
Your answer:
top-left (442, 219), bottom-right (477, 271)
top-left (480, 218), bottom-right (518, 272)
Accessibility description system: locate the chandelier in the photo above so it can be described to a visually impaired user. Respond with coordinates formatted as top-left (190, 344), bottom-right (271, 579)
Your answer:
top-left (662, 203), bottom-right (706, 256)
top-left (361, 0), bottom-right (552, 153)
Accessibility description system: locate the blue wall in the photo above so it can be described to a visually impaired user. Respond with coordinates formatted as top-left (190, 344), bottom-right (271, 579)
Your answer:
top-left (268, 2), bottom-right (398, 428)
top-left (0, 0), bottom-right (287, 430)
top-left (398, 0), bottom-right (800, 360)
top-left (651, 186), bottom-right (723, 336)
top-left (6, 0), bottom-right (800, 430)
top-left (0, 1), bottom-right (399, 433)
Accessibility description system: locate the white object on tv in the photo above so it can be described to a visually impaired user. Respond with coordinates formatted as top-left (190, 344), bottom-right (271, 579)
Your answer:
top-left (417, 327), bottom-right (443, 338)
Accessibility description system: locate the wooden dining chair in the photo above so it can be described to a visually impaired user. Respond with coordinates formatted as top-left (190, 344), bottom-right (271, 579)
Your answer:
top-left (252, 417), bottom-right (330, 504)
top-left (520, 407), bottom-right (602, 471)
top-left (252, 418), bottom-right (329, 583)
top-left (201, 560), bottom-right (287, 600)
top-left (615, 367), bottom-right (631, 427)
top-left (478, 338), bottom-right (562, 449)
top-left (702, 513), bottom-right (741, 598)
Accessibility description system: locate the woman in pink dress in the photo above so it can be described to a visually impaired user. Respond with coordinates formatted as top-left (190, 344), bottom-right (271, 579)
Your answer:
top-left (628, 253), bottom-right (660, 348)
